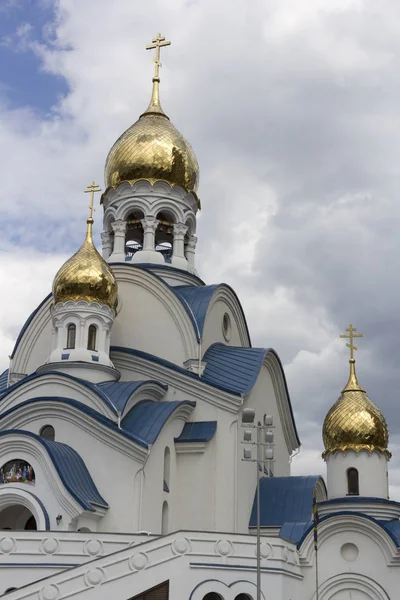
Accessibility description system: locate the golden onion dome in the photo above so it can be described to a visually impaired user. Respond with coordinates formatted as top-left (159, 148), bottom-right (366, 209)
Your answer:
top-left (53, 217), bottom-right (118, 309)
top-left (104, 62), bottom-right (200, 203)
top-left (322, 358), bottom-right (390, 457)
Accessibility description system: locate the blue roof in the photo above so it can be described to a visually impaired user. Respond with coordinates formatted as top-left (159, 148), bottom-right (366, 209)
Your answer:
top-left (291, 511), bottom-right (400, 549)
top-left (0, 369), bottom-right (8, 394)
top-left (202, 343), bottom-right (268, 395)
top-left (249, 476), bottom-right (320, 527)
top-left (0, 397), bottom-right (148, 448)
top-left (381, 519), bottom-right (400, 546)
top-left (319, 496), bottom-right (400, 507)
top-left (11, 293), bottom-right (52, 359)
top-left (0, 370), bottom-right (119, 415)
top-left (0, 430), bottom-right (107, 511)
top-left (97, 380), bottom-right (167, 413)
top-left (121, 400), bottom-right (195, 444)
top-left (173, 285), bottom-right (219, 337)
top-left (280, 521), bottom-right (312, 544)
top-left (175, 421), bottom-right (217, 443)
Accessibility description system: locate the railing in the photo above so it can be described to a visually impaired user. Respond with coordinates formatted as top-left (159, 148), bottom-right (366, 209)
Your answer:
top-left (125, 243), bottom-right (172, 263)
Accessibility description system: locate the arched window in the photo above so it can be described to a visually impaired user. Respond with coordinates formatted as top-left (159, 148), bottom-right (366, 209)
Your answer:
top-left (347, 468), bottom-right (359, 495)
top-left (163, 447), bottom-right (170, 492)
top-left (161, 501), bottom-right (169, 535)
top-left (235, 595), bottom-right (253, 600)
top-left (40, 425), bottom-right (55, 441)
top-left (66, 324), bottom-right (76, 349)
top-left (87, 325), bottom-right (97, 351)
top-left (202, 594), bottom-right (224, 600)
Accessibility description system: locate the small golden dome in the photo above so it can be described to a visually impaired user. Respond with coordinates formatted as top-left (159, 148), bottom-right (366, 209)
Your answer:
top-left (53, 218), bottom-right (118, 309)
top-left (104, 72), bottom-right (199, 201)
top-left (322, 359), bottom-right (389, 457)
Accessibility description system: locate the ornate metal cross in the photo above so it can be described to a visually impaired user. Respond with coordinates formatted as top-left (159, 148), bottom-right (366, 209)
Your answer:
top-left (84, 181), bottom-right (101, 220)
top-left (146, 33), bottom-right (171, 80)
top-left (340, 324), bottom-right (363, 360)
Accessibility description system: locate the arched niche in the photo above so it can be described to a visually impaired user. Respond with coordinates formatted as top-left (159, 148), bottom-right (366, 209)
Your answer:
top-left (125, 210), bottom-right (145, 258)
top-left (0, 505), bottom-right (36, 530)
top-left (0, 459), bottom-right (35, 486)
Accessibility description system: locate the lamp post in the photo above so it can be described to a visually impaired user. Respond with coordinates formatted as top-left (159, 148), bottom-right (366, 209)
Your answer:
top-left (241, 410), bottom-right (274, 600)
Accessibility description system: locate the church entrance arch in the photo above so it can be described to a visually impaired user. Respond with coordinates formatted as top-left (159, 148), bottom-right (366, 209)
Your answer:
top-left (0, 505), bottom-right (37, 530)
top-left (317, 573), bottom-right (390, 600)
top-left (0, 488), bottom-right (48, 530)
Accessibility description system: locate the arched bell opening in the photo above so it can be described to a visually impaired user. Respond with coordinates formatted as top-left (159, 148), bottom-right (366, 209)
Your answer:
top-left (0, 505), bottom-right (37, 531)
top-left (125, 210), bottom-right (144, 258)
top-left (155, 211), bottom-right (174, 262)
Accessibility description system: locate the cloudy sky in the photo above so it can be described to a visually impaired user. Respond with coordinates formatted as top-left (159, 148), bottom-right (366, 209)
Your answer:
top-left (1, 0), bottom-right (400, 497)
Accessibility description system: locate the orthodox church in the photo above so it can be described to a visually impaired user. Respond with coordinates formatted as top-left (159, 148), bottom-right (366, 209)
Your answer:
top-left (0, 34), bottom-right (399, 600)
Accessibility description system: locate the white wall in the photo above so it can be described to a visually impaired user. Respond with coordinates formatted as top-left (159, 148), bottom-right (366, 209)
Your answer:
top-left (326, 450), bottom-right (389, 499)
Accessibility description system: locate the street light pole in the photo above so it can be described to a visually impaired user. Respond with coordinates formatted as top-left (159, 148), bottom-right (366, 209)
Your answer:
top-left (256, 422), bottom-right (261, 600)
top-left (241, 410), bottom-right (275, 600)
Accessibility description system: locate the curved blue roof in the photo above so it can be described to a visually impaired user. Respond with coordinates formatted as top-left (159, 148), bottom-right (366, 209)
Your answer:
top-left (173, 285), bottom-right (219, 337)
top-left (10, 293), bottom-right (51, 359)
top-left (175, 421), bottom-right (217, 443)
top-left (249, 476), bottom-right (320, 528)
top-left (0, 371), bottom-right (119, 415)
top-left (0, 397), bottom-right (148, 448)
top-left (0, 430), bottom-right (107, 511)
top-left (202, 343), bottom-right (268, 395)
top-left (97, 380), bottom-right (167, 413)
top-left (291, 510), bottom-right (400, 549)
top-left (121, 400), bottom-right (195, 444)
top-left (0, 369), bottom-right (8, 395)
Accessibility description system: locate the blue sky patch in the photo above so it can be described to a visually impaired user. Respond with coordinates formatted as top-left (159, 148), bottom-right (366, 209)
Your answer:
top-left (0, 0), bottom-right (68, 114)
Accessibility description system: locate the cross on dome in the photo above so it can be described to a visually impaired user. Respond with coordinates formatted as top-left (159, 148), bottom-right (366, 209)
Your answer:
top-left (340, 323), bottom-right (363, 361)
top-left (146, 33), bottom-right (171, 82)
top-left (84, 181), bottom-right (101, 221)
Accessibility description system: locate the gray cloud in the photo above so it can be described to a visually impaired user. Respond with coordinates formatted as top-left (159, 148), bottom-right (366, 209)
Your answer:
top-left (1, 0), bottom-right (400, 496)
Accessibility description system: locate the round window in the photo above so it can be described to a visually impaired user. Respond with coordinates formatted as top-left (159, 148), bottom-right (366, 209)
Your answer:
top-left (222, 313), bottom-right (231, 341)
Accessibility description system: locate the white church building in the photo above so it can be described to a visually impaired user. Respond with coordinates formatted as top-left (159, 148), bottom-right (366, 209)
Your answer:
top-left (0, 34), bottom-right (399, 600)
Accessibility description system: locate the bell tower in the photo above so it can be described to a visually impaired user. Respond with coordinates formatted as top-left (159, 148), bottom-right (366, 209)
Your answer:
top-left (100, 34), bottom-right (200, 275)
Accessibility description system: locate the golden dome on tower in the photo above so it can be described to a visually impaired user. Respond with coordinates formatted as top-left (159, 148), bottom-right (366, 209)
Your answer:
top-left (104, 34), bottom-right (199, 203)
top-left (53, 183), bottom-right (118, 310)
top-left (322, 325), bottom-right (390, 457)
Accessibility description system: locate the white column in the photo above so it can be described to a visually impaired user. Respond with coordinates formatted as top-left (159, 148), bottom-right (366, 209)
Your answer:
top-left (172, 223), bottom-right (189, 270)
top-left (109, 220), bottom-right (127, 262)
top-left (131, 216), bottom-right (163, 264)
top-left (185, 234), bottom-right (197, 271)
top-left (142, 216), bottom-right (159, 251)
top-left (101, 231), bottom-right (113, 259)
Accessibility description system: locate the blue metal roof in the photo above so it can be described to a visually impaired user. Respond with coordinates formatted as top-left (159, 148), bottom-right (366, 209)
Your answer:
top-left (173, 285), bottom-right (219, 337)
top-left (292, 511), bottom-right (400, 549)
top-left (381, 520), bottom-right (400, 546)
top-left (0, 370), bottom-right (119, 415)
top-left (11, 293), bottom-right (52, 359)
top-left (175, 421), bottom-right (217, 443)
top-left (319, 496), bottom-right (400, 507)
top-left (0, 397), bottom-right (148, 448)
top-left (280, 521), bottom-right (312, 544)
top-left (110, 346), bottom-right (300, 446)
top-left (202, 343), bottom-right (268, 394)
top-left (97, 380), bottom-right (167, 413)
top-left (0, 369), bottom-right (8, 394)
top-left (249, 476), bottom-right (320, 527)
top-left (121, 400), bottom-right (195, 444)
top-left (0, 430), bottom-right (107, 511)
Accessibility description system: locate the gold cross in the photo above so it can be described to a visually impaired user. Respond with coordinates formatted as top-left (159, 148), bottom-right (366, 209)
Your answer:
top-left (146, 33), bottom-right (171, 80)
top-left (340, 324), bottom-right (363, 360)
top-left (84, 181), bottom-right (101, 220)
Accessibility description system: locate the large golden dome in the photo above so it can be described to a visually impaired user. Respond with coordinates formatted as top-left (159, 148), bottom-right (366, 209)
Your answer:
top-left (53, 218), bottom-right (118, 309)
top-left (322, 359), bottom-right (389, 457)
top-left (104, 78), bottom-right (199, 200)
